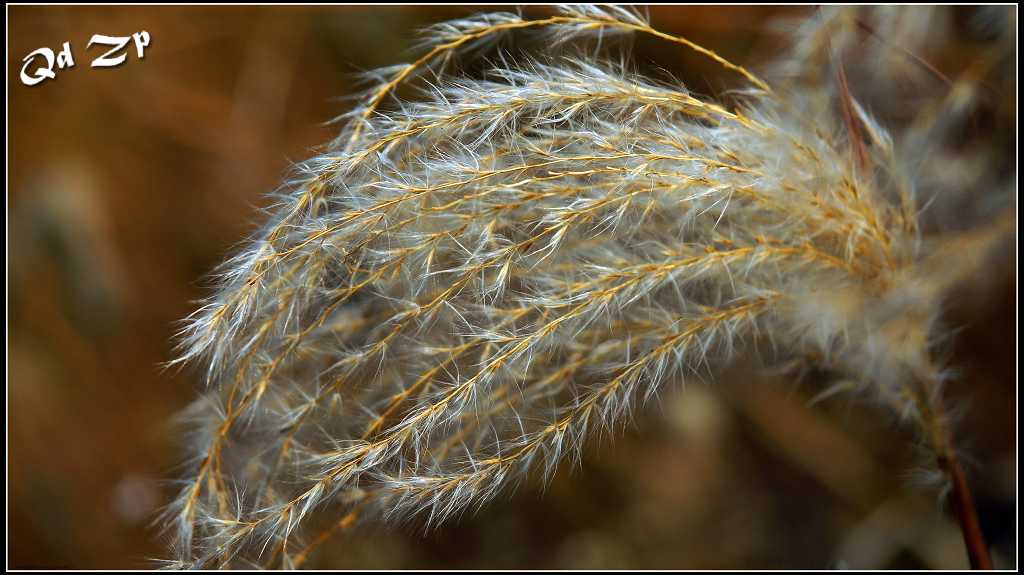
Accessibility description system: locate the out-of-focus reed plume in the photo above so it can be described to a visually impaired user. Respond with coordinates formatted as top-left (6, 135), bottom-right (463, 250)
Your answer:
top-left (164, 5), bottom-right (1015, 568)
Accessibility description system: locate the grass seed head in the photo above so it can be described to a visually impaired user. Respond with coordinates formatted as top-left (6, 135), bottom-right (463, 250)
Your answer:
top-left (165, 5), bottom-right (1015, 568)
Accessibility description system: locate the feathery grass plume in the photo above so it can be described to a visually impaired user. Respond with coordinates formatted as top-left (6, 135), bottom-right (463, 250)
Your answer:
top-left (165, 5), bottom-right (1014, 568)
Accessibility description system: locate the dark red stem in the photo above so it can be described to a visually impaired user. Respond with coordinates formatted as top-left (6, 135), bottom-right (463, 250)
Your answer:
top-left (938, 453), bottom-right (994, 569)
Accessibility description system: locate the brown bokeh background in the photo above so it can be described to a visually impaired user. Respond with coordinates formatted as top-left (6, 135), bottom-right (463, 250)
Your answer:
top-left (7, 5), bottom-right (1015, 569)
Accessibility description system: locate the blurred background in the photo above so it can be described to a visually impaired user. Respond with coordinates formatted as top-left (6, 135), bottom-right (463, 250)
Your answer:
top-left (7, 5), bottom-right (1016, 569)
